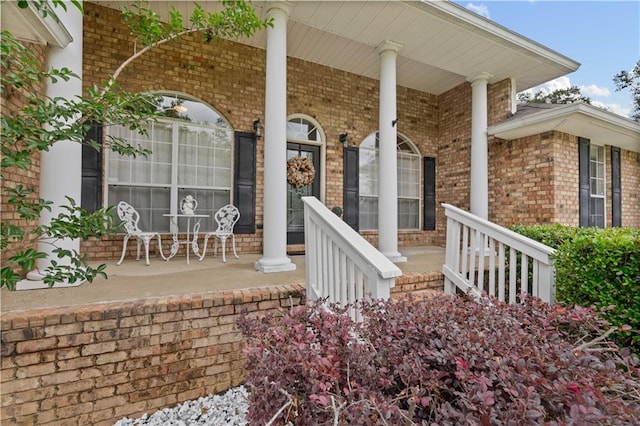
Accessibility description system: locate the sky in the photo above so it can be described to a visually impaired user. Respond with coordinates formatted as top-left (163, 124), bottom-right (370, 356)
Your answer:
top-left (454, 0), bottom-right (639, 119)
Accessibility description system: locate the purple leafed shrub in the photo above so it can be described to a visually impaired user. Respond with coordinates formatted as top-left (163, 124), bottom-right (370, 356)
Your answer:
top-left (237, 294), bottom-right (640, 425)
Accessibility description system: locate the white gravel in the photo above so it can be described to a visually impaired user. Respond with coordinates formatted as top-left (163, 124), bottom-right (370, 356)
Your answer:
top-left (114, 386), bottom-right (249, 426)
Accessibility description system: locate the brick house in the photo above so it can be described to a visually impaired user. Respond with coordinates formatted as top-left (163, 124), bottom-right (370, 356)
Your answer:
top-left (3, 1), bottom-right (639, 288)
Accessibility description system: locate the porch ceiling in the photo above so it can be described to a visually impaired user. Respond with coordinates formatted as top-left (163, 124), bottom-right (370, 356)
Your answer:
top-left (96, 0), bottom-right (579, 95)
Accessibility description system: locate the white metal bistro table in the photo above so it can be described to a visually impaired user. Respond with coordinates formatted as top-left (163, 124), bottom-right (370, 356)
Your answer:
top-left (163, 213), bottom-right (209, 264)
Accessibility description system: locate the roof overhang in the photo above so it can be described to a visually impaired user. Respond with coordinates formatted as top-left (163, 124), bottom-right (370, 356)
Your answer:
top-left (1, 1), bottom-right (73, 47)
top-left (95, 0), bottom-right (579, 95)
top-left (489, 103), bottom-right (640, 153)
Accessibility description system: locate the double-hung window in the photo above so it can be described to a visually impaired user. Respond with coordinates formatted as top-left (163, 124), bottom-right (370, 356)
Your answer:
top-left (589, 144), bottom-right (606, 228)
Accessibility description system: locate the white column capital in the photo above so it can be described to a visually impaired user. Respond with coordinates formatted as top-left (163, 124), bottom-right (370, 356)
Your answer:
top-left (266, 1), bottom-right (292, 18)
top-left (467, 71), bottom-right (493, 85)
top-left (377, 40), bottom-right (403, 56)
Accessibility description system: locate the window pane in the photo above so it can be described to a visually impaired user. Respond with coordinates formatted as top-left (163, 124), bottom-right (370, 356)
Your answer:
top-left (398, 198), bottom-right (419, 229)
top-left (590, 197), bottom-right (605, 228)
top-left (109, 186), bottom-right (171, 233)
top-left (359, 196), bottom-right (378, 230)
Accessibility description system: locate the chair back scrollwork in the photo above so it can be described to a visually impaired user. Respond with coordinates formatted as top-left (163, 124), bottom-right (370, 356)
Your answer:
top-left (117, 201), bottom-right (142, 234)
top-left (215, 204), bottom-right (240, 234)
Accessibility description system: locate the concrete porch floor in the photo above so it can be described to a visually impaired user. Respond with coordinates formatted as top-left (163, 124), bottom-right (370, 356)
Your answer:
top-left (0, 246), bottom-right (445, 313)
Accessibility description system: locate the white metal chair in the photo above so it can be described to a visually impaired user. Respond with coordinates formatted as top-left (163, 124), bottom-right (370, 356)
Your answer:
top-left (116, 201), bottom-right (166, 266)
top-left (197, 204), bottom-right (240, 263)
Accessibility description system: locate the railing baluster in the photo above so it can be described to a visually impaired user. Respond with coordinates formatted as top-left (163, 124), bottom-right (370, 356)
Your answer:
top-left (520, 254), bottom-right (529, 299)
top-left (477, 233), bottom-right (487, 293)
top-left (498, 242), bottom-right (505, 302)
top-left (509, 247), bottom-right (517, 304)
top-left (488, 238), bottom-right (496, 297)
top-left (461, 225), bottom-right (469, 279)
top-left (532, 260), bottom-right (539, 298)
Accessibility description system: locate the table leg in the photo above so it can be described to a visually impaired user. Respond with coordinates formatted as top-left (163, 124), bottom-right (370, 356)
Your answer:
top-left (167, 216), bottom-right (180, 261)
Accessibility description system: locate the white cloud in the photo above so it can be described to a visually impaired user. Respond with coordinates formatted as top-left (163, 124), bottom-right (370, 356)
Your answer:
top-left (519, 76), bottom-right (572, 98)
top-left (580, 84), bottom-right (611, 98)
top-left (592, 101), bottom-right (632, 118)
top-left (465, 3), bottom-right (490, 18)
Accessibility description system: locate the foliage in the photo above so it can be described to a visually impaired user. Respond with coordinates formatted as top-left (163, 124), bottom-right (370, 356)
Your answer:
top-left (0, 0), bottom-right (269, 289)
top-left (513, 225), bottom-right (640, 352)
top-left (517, 86), bottom-right (592, 105)
top-left (613, 59), bottom-right (640, 122)
top-left (238, 295), bottom-right (640, 425)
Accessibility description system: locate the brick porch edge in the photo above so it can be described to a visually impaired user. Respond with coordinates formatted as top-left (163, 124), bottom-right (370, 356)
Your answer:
top-left (1, 274), bottom-right (442, 425)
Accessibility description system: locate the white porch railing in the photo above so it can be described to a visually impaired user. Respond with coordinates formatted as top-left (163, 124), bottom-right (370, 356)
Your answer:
top-left (442, 204), bottom-right (556, 304)
top-left (302, 196), bottom-right (402, 320)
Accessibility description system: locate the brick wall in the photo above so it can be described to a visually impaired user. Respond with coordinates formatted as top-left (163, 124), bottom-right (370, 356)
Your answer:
top-left (1, 286), bottom-right (305, 425)
top-left (551, 132), bottom-right (580, 226)
top-left (620, 149), bottom-right (640, 227)
top-left (1, 41), bottom-right (47, 268)
top-left (489, 133), bottom-right (556, 227)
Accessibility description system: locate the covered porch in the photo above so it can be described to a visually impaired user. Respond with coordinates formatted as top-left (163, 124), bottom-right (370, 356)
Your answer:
top-left (0, 246), bottom-right (444, 313)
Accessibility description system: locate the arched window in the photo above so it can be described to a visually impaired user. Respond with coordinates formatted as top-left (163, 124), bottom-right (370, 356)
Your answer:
top-left (106, 93), bottom-right (233, 233)
top-left (359, 132), bottom-right (421, 230)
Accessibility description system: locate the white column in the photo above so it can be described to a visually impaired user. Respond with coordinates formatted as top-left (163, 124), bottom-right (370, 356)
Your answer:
top-left (256, 1), bottom-right (296, 273)
top-left (18, 3), bottom-right (84, 290)
top-left (377, 40), bottom-right (406, 263)
top-left (468, 72), bottom-right (492, 220)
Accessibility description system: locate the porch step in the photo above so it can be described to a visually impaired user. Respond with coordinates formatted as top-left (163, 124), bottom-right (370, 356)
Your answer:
top-left (392, 271), bottom-right (444, 298)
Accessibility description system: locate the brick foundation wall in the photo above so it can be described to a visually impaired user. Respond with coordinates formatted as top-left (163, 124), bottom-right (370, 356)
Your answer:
top-left (1, 274), bottom-right (442, 425)
top-left (1, 286), bottom-right (305, 425)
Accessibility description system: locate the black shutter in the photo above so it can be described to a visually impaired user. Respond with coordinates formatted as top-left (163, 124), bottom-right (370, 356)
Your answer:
top-left (578, 137), bottom-right (590, 227)
top-left (343, 146), bottom-right (359, 231)
top-left (423, 157), bottom-right (436, 230)
top-left (611, 146), bottom-right (622, 227)
top-left (81, 123), bottom-right (103, 213)
top-left (233, 132), bottom-right (257, 234)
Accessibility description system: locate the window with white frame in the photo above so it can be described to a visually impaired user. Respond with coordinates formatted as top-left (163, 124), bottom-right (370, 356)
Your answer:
top-left (359, 133), bottom-right (420, 230)
top-left (589, 144), bottom-right (605, 228)
top-left (106, 94), bottom-right (233, 233)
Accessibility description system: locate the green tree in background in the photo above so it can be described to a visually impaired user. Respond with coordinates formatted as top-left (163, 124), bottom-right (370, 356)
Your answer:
top-left (613, 60), bottom-right (640, 122)
top-left (517, 85), bottom-right (592, 105)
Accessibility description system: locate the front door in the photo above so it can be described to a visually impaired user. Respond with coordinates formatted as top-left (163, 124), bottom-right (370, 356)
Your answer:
top-left (287, 143), bottom-right (321, 245)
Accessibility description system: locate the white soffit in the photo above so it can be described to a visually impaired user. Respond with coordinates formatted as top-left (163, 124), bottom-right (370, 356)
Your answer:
top-left (489, 103), bottom-right (640, 153)
top-left (96, 0), bottom-right (579, 96)
top-left (1, 1), bottom-right (72, 47)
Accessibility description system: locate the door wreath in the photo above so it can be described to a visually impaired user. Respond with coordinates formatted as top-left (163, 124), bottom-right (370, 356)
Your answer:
top-left (287, 156), bottom-right (316, 188)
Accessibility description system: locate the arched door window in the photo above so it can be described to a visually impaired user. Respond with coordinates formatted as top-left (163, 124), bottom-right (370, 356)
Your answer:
top-left (106, 93), bottom-right (233, 233)
top-left (359, 132), bottom-right (420, 230)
